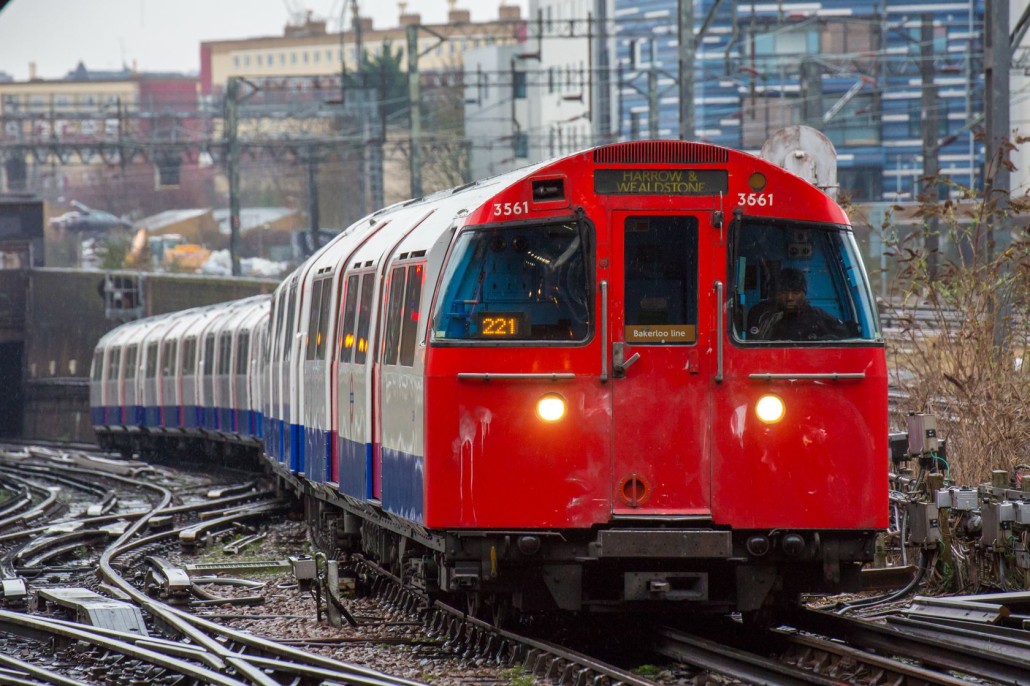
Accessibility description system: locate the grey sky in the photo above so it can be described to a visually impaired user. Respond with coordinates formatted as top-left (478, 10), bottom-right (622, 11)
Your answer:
top-left (0, 0), bottom-right (528, 81)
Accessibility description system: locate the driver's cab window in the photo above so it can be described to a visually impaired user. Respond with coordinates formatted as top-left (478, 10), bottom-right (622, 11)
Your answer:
top-left (432, 220), bottom-right (592, 343)
top-left (731, 219), bottom-right (880, 343)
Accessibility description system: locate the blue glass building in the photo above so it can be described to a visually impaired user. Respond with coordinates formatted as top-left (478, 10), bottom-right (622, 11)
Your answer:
top-left (613, 0), bottom-right (984, 202)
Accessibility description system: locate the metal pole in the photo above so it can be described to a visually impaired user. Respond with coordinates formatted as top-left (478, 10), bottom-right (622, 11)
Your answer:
top-left (407, 24), bottom-right (422, 198)
top-left (306, 145), bottom-right (320, 252)
top-left (594, 0), bottom-right (611, 144)
top-left (225, 77), bottom-right (241, 277)
top-left (678, 0), bottom-right (695, 140)
top-left (920, 14), bottom-right (940, 281)
top-left (648, 67), bottom-right (659, 138)
top-left (984, 0), bottom-right (1011, 260)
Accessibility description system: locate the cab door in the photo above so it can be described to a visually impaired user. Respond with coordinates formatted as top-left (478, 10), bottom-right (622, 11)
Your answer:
top-left (610, 212), bottom-right (714, 515)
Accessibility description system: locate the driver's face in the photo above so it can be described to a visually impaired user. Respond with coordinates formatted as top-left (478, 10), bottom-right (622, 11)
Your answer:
top-left (776, 289), bottom-right (806, 313)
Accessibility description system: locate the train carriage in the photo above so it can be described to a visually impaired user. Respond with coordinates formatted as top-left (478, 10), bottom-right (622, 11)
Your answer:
top-left (93, 139), bottom-right (887, 620)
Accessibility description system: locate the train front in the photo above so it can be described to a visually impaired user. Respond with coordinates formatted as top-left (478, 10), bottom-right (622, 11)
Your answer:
top-left (422, 141), bottom-right (887, 619)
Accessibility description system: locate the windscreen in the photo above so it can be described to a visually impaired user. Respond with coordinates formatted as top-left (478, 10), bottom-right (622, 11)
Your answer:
top-left (432, 220), bottom-right (591, 343)
top-left (731, 219), bottom-right (880, 344)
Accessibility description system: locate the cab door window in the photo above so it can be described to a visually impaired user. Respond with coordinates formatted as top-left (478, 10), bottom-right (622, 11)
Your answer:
top-left (623, 216), bottom-right (698, 344)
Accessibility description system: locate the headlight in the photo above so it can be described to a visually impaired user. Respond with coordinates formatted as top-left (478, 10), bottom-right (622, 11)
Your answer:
top-left (536, 394), bottom-right (567, 422)
top-left (755, 394), bottom-right (785, 424)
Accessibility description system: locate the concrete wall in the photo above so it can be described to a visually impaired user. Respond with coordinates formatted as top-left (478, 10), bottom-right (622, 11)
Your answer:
top-left (19, 268), bottom-right (277, 443)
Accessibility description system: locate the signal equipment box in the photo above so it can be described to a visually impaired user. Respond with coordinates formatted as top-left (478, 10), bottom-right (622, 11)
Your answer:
top-left (907, 413), bottom-right (939, 454)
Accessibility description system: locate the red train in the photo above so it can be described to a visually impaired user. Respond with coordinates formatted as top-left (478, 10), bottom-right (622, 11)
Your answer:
top-left (92, 139), bottom-right (887, 622)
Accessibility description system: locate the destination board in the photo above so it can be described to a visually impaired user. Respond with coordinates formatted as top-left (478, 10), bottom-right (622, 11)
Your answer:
top-left (594, 169), bottom-right (728, 196)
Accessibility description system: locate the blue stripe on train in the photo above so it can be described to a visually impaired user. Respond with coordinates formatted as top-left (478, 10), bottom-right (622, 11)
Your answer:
top-left (290, 423), bottom-right (303, 474)
top-left (381, 447), bottom-right (424, 524)
top-left (303, 426), bottom-right (331, 483)
top-left (338, 435), bottom-right (373, 500)
top-left (161, 406), bottom-right (181, 427)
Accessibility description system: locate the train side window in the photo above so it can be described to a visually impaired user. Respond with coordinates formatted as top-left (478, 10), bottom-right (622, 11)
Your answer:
top-left (623, 216), bottom-right (698, 343)
top-left (306, 280), bottom-right (325, 361)
top-left (91, 350), bottom-right (103, 381)
top-left (203, 334), bottom-right (216, 375)
top-left (108, 348), bottom-right (121, 380)
top-left (730, 220), bottom-right (881, 343)
top-left (162, 340), bottom-right (177, 377)
top-left (236, 332), bottom-right (250, 374)
top-left (218, 332), bottom-right (232, 375)
top-left (182, 337), bottom-right (197, 375)
top-left (338, 274), bottom-right (360, 363)
top-left (146, 342), bottom-right (159, 379)
top-left (383, 267), bottom-right (408, 365)
top-left (432, 220), bottom-right (592, 343)
top-left (354, 273), bottom-right (375, 364)
top-left (124, 345), bottom-right (137, 380)
top-left (284, 281), bottom-right (298, 362)
top-left (314, 280), bottom-right (332, 361)
top-left (399, 264), bottom-right (424, 366)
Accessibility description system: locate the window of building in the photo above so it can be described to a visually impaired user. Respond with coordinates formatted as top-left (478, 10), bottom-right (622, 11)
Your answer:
top-left (630, 39), bottom-right (655, 69)
top-left (291, 52), bottom-right (297, 64)
top-left (515, 132), bottom-right (529, 158)
top-left (233, 56), bottom-right (240, 68)
top-left (513, 71), bottom-right (527, 99)
top-left (742, 96), bottom-right (799, 148)
top-left (838, 166), bottom-right (883, 202)
top-left (823, 92), bottom-right (879, 146)
top-left (754, 28), bottom-right (819, 58)
top-left (244, 55), bottom-right (251, 67)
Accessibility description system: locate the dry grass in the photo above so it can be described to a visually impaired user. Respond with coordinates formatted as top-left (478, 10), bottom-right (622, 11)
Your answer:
top-left (879, 173), bottom-right (1030, 484)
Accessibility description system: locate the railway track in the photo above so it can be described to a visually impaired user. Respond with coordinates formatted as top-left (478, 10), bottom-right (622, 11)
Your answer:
top-left (4, 443), bottom-right (1030, 685)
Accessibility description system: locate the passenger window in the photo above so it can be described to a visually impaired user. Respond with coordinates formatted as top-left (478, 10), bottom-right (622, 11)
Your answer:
top-left (354, 273), bottom-right (374, 364)
top-left (383, 267), bottom-right (407, 365)
top-left (92, 351), bottom-right (103, 381)
top-left (306, 280), bottom-right (324, 361)
top-left (125, 346), bottom-right (137, 379)
top-left (162, 340), bottom-right (177, 377)
top-left (108, 348), bottom-right (121, 380)
top-left (218, 332), bottom-right (232, 374)
top-left (284, 281), bottom-right (298, 362)
top-left (182, 337), bottom-right (196, 375)
top-left (203, 334), bottom-right (216, 375)
top-left (146, 342), bottom-right (159, 378)
top-left (338, 275), bottom-right (360, 363)
top-left (399, 264), bottom-right (424, 366)
top-left (623, 216), bottom-right (698, 344)
top-left (730, 219), bottom-right (881, 343)
top-left (433, 221), bottom-right (591, 342)
top-left (236, 332), bottom-right (250, 374)
top-left (315, 281), bottom-right (332, 361)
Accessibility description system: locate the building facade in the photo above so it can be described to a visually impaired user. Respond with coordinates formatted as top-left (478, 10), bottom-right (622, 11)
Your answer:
top-left (613, 0), bottom-right (987, 202)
